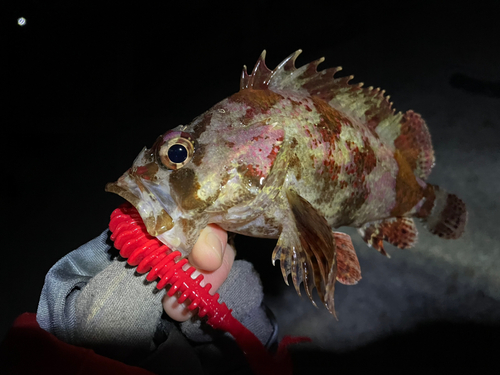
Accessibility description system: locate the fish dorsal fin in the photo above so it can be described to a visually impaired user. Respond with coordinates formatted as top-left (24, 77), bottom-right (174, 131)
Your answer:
top-left (241, 50), bottom-right (396, 127)
top-left (241, 50), bottom-right (435, 179)
top-left (272, 188), bottom-right (338, 316)
top-left (393, 111), bottom-right (435, 179)
top-left (240, 50), bottom-right (274, 90)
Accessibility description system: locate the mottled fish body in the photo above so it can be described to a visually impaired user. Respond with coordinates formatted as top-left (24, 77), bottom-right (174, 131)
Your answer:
top-left (107, 50), bottom-right (467, 314)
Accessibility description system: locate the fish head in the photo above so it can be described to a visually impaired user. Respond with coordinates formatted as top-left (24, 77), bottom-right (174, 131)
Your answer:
top-left (106, 126), bottom-right (222, 253)
top-left (106, 103), bottom-right (285, 254)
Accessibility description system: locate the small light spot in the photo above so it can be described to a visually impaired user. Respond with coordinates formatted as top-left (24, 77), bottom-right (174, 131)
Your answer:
top-left (18, 17), bottom-right (26, 26)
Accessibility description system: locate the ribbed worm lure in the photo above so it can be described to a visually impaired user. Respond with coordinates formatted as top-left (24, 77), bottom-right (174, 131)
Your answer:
top-left (109, 202), bottom-right (308, 375)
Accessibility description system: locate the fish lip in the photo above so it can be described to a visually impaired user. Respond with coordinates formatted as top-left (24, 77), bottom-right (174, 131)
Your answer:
top-left (105, 181), bottom-right (141, 207)
top-left (105, 175), bottom-right (174, 237)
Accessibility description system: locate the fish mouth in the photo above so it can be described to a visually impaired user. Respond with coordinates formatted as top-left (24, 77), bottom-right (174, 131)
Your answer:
top-left (105, 176), bottom-right (174, 237)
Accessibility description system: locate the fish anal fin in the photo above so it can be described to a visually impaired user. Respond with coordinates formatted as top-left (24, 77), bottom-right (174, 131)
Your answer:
top-left (272, 189), bottom-right (338, 315)
top-left (334, 232), bottom-right (362, 285)
top-left (357, 223), bottom-right (389, 257)
top-left (358, 217), bottom-right (418, 256)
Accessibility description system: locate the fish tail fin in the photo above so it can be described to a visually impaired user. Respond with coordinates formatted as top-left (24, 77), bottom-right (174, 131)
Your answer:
top-left (416, 184), bottom-right (467, 239)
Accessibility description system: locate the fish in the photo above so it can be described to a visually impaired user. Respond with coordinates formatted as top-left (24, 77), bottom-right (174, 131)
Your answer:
top-left (106, 50), bottom-right (468, 315)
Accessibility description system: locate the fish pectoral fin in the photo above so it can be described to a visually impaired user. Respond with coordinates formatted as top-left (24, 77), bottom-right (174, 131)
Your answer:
top-left (358, 217), bottom-right (418, 257)
top-left (334, 232), bottom-right (361, 285)
top-left (272, 188), bottom-right (338, 316)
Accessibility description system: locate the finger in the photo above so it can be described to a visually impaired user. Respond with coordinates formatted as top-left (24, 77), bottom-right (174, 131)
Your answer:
top-left (189, 224), bottom-right (228, 272)
top-left (163, 243), bottom-right (235, 322)
top-left (196, 242), bottom-right (235, 294)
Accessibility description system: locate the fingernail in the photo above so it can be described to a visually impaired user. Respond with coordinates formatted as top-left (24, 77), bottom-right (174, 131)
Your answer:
top-left (205, 231), bottom-right (223, 261)
top-left (163, 295), bottom-right (193, 321)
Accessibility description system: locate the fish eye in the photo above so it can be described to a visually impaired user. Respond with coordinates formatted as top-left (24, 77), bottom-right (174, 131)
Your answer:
top-left (158, 133), bottom-right (195, 170)
top-left (168, 144), bottom-right (188, 163)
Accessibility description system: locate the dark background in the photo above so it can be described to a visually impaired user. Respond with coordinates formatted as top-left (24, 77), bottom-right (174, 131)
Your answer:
top-left (2, 1), bottom-right (500, 373)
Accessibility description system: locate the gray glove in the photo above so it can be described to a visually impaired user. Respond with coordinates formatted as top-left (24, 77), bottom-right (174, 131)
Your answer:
top-left (72, 253), bottom-right (274, 362)
top-left (37, 230), bottom-right (276, 373)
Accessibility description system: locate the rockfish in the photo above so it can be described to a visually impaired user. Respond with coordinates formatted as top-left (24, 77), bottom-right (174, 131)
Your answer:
top-left (106, 50), bottom-right (467, 315)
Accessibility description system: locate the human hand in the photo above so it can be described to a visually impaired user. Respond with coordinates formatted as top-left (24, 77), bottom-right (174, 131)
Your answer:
top-left (162, 224), bottom-right (235, 321)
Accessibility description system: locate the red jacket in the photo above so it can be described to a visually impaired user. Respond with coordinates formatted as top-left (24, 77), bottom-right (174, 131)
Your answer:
top-left (0, 313), bottom-right (155, 375)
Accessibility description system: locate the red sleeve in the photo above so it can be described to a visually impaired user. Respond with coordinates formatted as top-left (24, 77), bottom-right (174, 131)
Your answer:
top-left (0, 313), bottom-right (156, 375)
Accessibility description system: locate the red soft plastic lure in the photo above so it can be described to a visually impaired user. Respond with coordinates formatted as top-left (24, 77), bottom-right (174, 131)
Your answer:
top-left (109, 203), bottom-right (309, 375)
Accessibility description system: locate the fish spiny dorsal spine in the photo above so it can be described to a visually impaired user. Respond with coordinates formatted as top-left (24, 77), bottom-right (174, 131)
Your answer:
top-left (241, 50), bottom-right (435, 181)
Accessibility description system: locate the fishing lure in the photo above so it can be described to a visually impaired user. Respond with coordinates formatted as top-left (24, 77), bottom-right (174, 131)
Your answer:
top-left (108, 202), bottom-right (306, 375)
